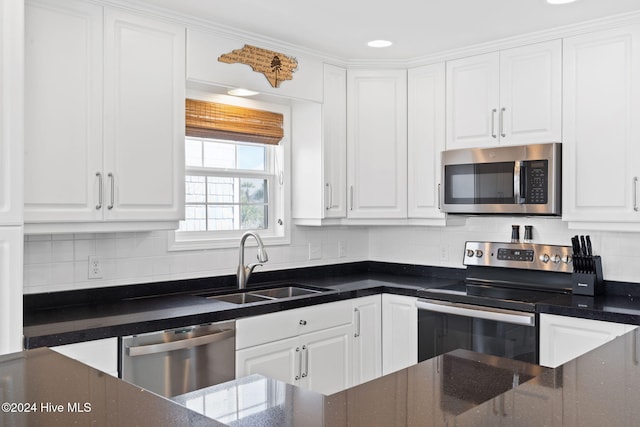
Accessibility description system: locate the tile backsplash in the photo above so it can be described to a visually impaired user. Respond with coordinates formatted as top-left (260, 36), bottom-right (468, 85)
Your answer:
top-left (23, 217), bottom-right (640, 293)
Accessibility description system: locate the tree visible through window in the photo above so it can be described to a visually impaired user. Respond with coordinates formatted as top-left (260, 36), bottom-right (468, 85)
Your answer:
top-left (180, 137), bottom-right (271, 232)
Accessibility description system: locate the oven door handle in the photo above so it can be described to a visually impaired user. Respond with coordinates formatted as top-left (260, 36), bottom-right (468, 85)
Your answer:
top-left (416, 300), bottom-right (535, 326)
top-left (126, 329), bottom-right (235, 357)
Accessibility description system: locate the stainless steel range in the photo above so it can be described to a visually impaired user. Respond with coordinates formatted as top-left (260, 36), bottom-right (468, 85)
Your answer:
top-left (417, 241), bottom-right (573, 364)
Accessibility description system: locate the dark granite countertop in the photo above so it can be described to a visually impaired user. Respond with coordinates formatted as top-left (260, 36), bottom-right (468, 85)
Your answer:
top-left (23, 262), bottom-right (640, 348)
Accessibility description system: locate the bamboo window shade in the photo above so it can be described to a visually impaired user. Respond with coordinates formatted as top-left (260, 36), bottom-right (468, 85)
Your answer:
top-left (185, 98), bottom-right (284, 145)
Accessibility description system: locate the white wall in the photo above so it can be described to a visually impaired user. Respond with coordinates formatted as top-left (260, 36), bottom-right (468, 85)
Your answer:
top-left (370, 217), bottom-right (640, 283)
top-left (23, 226), bottom-right (368, 294)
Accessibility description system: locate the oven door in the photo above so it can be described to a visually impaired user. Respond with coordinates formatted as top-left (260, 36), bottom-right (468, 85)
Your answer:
top-left (416, 299), bottom-right (537, 364)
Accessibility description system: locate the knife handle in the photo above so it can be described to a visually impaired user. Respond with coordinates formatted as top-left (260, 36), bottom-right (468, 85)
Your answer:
top-left (586, 235), bottom-right (593, 256)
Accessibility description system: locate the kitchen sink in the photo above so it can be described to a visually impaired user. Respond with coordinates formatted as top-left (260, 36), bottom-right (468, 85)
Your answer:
top-left (201, 284), bottom-right (325, 305)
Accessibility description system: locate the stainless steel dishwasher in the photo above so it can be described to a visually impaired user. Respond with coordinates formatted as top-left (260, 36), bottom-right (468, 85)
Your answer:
top-left (121, 320), bottom-right (235, 398)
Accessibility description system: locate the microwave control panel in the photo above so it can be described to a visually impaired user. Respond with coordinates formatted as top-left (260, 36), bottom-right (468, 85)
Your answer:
top-left (523, 160), bottom-right (548, 204)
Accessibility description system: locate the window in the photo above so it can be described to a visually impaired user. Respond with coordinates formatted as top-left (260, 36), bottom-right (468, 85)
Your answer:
top-left (181, 137), bottom-right (271, 232)
top-left (169, 94), bottom-right (290, 251)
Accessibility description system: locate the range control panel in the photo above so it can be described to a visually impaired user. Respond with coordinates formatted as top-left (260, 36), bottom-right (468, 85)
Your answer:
top-left (463, 241), bottom-right (573, 273)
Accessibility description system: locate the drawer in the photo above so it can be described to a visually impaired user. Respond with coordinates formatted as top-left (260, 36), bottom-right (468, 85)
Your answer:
top-left (236, 299), bottom-right (352, 350)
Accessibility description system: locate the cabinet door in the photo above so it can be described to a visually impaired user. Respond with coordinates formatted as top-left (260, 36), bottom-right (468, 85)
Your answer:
top-left (382, 294), bottom-right (417, 375)
top-left (446, 52), bottom-right (500, 149)
top-left (499, 40), bottom-right (562, 146)
top-left (0, 0), bottom-right (22, 225)
top-left (24, 0), bottom-right (103, 223)
top-left (347, 69), bottom-right (407, 218)
top-left (0, 227), bottom-right (22, 355)
top-left (235, 336), bottom-right (300, 385)
top-left (562, 24), bottom-right (640, 226)
top-left (103, 9), bottom-right (185, 222)
top-left (407, 63), bottom-right (446, 219)
top-left (323, 64), bottom-right (347, 218)
top-left (51, 337), bottom-right (118, 376)
top-left (303, 323), bottom-right (352, 395)
top-left (352, 295), bottom-right (382, 386)
top-left (539, 313), bottom-right (633, 368)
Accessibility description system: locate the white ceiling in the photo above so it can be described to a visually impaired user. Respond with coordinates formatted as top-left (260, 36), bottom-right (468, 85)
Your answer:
top-left (137, 0), bottom-right (640, 60)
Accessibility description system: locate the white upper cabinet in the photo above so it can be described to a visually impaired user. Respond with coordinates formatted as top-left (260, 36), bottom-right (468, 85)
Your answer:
top-left (446, 40), bottom-right (561, 149)
top-left (291, 64), bottom-right (346, 225)
top-left (407, 63), bottom-right (446, 220)
top-left (24, 0), bottom-right (185, 233)
top-left (0, 0), bottom-right (23, 225)
top-left (347, 69), bottom-right (407, 219)
top-left (562, 24), bottom-right (640, 230)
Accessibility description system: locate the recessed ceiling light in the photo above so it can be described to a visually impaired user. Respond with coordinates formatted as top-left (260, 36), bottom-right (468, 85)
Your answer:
top-left (227, 88), bottom-right (259, 97)
top-left (546, 0), bottom-right (578, 4)
top-left (367, 40), bottom-right (393, 48)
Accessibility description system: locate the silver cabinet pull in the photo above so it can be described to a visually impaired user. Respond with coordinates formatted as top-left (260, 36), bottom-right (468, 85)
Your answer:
top-left (96, 172), bottom-right (103, 210)
top-left (295, 347), bottom-right (301, 380)
top-left (354, 308), bottom-right (361, 338)
top-left (349, 186), bottom-right (354, 211)
top-left (107, 173), bottom-right (114, 210)
top-left (500, 107), bottom-right (506, 138)
top-left (437, 183), bottom-right (442, 210)
top-left (126, 329), bottom-right (234, 357)
top-left (301, 345), bottom-right (308, 378)
top-left (491, 109), bottom-right (497, 138)
top-left (325, 182), bottom-right (333, 210)
top-left (634, 177), bottom-right (639, 212)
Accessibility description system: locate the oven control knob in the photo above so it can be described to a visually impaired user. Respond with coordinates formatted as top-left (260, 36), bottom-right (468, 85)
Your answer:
top-left (539, 253), bottom-right (550, 263)
top-left (551, 254), bottom-right (561, 263)
top-left (475, 250), bottom-right (483, 258)
top-left (466, 249), bottom-right (475, 257)
top-left (561, 255), bottom-right (572, 264)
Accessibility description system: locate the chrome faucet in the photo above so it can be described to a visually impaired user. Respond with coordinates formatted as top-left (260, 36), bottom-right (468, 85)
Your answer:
top-left (237, 231), bottom-right (269, 289)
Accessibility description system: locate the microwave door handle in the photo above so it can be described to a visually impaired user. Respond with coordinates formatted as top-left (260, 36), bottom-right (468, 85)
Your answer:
top-left (513, 161), bottom-right (522, 204)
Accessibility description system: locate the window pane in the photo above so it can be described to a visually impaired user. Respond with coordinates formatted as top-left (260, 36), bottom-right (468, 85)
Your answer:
top-left (239, 178), bottom-right (267, 204)
top-left (237, 144), bottom-right (266, 171)
top-left (208, 177), bottom-right (235, 203)
top-left (203, 141), bottom-right (235, 168)
top-left (180, 205), bottom-right (207, 231)
top-left (185, 139), bottom-right (203, 167)
top-left (208, 206), bottom-right (235, 231)
top-left (185, 176), bottom-right (206, 203)
top-left (241, 204), bottom-right (267, 230)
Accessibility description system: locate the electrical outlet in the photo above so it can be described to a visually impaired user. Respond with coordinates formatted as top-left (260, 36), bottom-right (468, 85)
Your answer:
top-left (308, 242), bottom-right (322, 260)
top-left (440, 245), bottom-right (449, 262)
top-left (88, 256), bottom-right (102, 279)
top-left (338, 240), bottom-right (346, 258)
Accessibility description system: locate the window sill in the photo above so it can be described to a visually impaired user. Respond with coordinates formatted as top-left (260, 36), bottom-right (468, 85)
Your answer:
top-left (167, 230), bottom-right (290, 251)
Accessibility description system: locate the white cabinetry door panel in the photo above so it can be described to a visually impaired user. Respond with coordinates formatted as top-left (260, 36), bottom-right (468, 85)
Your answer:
top-left (303, 324), bottom-right (352, 395)
top-left (407, 63), bottom-right (445, 219)
top-left (382, 294), bottom-right (417, 375)
top-left (352, 295), bottom-right (382, 386)
top-left (446, 52), bottom-right (500, 149)
top-left (347, 69), bottom-right (407, 218)
top-left (24, 0), bottom-right (103, 222)
top-left (323, 64), bottom-right (347, 218)
top-left (104, 9), bottom-right (185, 221)
top-left (499, 40), bottom-right (562, 146)
top-left (235, 336), bottom-right (300, 384)
top-left (539, 313), bottom-right (636, 368)
top-left (0, 227), bottom-right (23, 355)
top-left (562, 24), bottom-right (640, 227)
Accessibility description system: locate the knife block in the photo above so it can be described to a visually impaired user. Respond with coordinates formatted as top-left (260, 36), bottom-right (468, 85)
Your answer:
top-left (572, 256), bottom-right (604, 296)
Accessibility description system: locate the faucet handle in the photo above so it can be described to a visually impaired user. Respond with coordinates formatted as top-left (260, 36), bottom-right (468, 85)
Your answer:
top-left (247, 262), bottom-right (263, 273)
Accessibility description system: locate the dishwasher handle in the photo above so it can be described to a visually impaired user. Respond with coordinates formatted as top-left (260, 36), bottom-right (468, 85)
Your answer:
top-left (126, 328), bottom-right (235, 357)
top-left (416, 299), bottom-right (534, 326)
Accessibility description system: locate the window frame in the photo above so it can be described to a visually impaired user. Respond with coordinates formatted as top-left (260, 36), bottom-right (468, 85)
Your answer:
top-left (169, 91), bottom-right (291, 251)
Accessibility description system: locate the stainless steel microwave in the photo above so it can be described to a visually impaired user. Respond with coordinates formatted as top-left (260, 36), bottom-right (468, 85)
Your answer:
top-left (441, 142), bottom-right (561, 215)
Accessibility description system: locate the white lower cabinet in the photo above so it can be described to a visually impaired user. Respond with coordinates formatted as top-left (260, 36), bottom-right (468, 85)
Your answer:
top-left (51, 337), bottom-right (118, 377)
top-left (539, 313), bottom-right (637, 368)
top-left (382, 294), bottom-right (418, 375)
top-left (352, 295), bottom-right (382, 386)
top-left (236, 300), bottom-right (353, 395)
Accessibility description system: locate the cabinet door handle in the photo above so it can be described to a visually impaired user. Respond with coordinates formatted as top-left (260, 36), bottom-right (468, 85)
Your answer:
top-left (295, 347), bottom-right (301, 380)
top-left (634, 177), bottom-right (639, 212)
top-left (107, 173), bottom-right (114, 210)
top-left (437, 183), bottom-right (442, 210)
top-left (301, 345), bottom-right (308, 378)
top-left (491, 109), bottom-right (497, 138)
top-left (354, 308), bottom-right (361, 338)
top-left (96, 172), bottom-right (103, 210)
top-left (325, 182), bottom-right (333, 210)
top-left (350, 186), bottom-right (354, 211)
top-left (500, 107), bottom-right (506, 138)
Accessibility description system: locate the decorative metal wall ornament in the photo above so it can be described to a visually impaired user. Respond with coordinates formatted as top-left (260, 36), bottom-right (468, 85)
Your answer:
top-left (218, 44), bottom-right (298, 88)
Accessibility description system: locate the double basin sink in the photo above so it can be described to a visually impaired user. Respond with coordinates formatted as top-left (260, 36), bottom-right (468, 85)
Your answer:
top-left (199, 284), bottom-right (325, 305)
